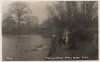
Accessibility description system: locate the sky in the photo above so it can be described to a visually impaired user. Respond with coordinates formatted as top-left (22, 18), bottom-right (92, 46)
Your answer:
top-left (2, 1), bottom-right (55, 24)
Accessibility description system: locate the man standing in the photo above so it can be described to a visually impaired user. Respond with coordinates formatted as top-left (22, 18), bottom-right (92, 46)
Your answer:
top-left (48, 34), bottom-right (56, 57)
top-left (62, 30), bottom-right (69, 48)
top-left (51, 34), bottom-right (57, 53)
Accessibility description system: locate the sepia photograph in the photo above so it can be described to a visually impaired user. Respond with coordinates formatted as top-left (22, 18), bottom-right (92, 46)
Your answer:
top-left (2, 0), bottom-right (98, 61)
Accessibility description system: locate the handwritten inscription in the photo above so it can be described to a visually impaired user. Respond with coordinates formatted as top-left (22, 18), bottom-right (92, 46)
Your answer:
top-left (46, 56), bottom-right (89, 60)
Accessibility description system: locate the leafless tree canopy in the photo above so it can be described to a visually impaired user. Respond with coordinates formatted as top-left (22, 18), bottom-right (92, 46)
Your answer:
top-left (47, 1), bottom-right (98, 31)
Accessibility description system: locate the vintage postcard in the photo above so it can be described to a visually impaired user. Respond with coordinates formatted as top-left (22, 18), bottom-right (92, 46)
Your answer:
top-left (1, 0), bottom-right (99, 61)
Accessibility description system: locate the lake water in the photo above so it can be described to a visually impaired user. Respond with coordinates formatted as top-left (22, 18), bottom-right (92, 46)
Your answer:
top-left (2, 35), bottom-right (51, 61)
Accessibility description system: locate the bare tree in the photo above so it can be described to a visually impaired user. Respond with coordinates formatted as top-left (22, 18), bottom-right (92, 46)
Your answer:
top-left (8, 1), bottom-right (31, 34)
top-left (79, 1), bottom-right (98, 28)
top-left (80, 1), bottom-right (98, 47)
top-left (47, 1), bottom-right (78, 32)
top-left (7, 2), bottom-right (32, 49)
top-left (47, 1), bottom-right (97, 31)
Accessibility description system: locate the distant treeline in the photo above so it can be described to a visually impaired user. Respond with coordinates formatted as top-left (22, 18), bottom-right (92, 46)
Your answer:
top-left (2, 21), bottom-right (39, 34)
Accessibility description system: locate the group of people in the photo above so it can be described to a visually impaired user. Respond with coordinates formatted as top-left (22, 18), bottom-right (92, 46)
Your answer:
top-left (48, 30), bottom-right (77, 56)
top-left (51, 30), bottom-right (77, 52)
top-left (59, 31), bottom-right (77, 49)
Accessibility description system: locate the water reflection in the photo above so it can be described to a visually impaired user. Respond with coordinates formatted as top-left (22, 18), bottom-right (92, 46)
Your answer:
top-left (2, 35), bottom-right (51, 61)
